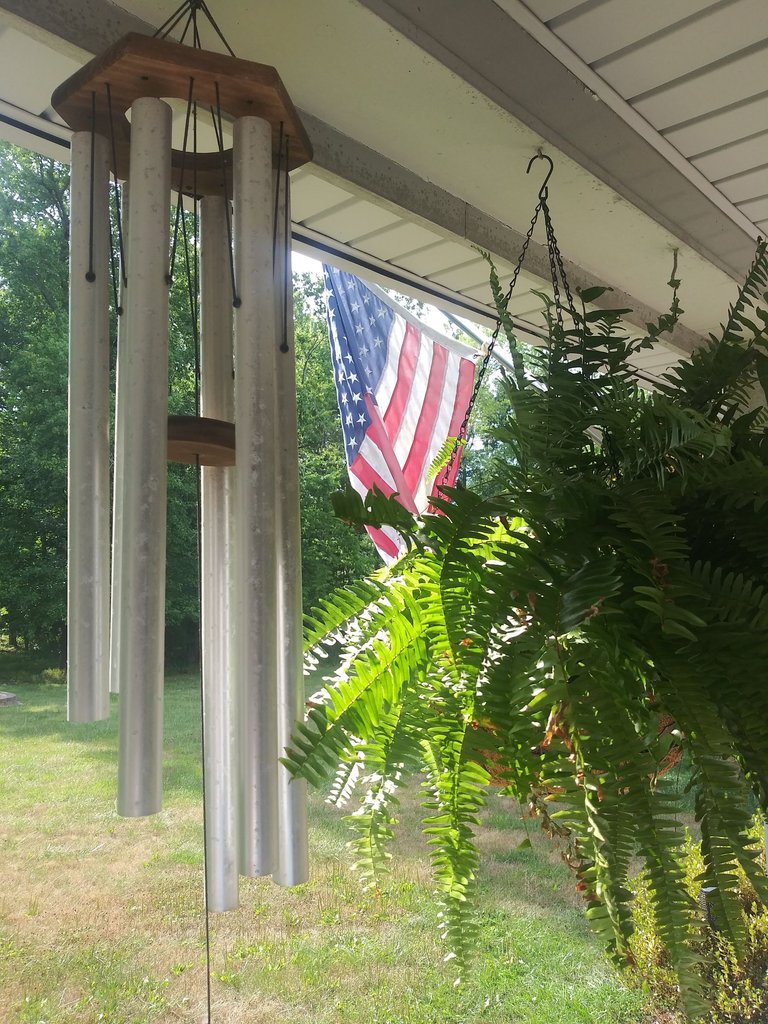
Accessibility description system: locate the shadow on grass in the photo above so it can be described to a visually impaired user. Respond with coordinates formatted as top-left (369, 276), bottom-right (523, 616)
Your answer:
top-left (0, 674), bottom-right (205, 802)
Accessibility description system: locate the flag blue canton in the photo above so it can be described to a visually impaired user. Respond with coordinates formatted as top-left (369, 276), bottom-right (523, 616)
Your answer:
top-left (323, 265), bottom-right (395, 463)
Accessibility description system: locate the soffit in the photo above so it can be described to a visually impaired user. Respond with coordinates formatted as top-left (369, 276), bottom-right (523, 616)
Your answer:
top-left (0, 0), bottom-right (745, 386)
top-left (518, 0), bottom-right (768, 238)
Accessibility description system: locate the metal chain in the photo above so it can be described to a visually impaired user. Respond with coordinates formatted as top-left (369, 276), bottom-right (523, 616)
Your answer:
top-left (542, 197), bottom-right (577, 327)
top-left (441, 155), bottom-right (577, 492)
top-left (441, 195), bottom-right (544, 486)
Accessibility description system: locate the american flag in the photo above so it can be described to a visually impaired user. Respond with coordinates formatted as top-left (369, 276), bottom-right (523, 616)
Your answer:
top-left (323, 265), bottom-right (477, 562)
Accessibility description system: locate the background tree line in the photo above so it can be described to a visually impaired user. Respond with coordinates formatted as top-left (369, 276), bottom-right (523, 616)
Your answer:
top-left (0, 142), bottom-right (377, 662)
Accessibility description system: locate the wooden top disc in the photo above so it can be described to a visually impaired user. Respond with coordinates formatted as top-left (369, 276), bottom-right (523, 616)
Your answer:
top-left (51, 33), bottom-right (312, 195)
top-left (167, 415), bottom-right (235, 466)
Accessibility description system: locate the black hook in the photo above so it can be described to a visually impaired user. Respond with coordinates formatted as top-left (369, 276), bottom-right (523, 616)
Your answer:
top-left (526, 152), bottom-right (554, 198)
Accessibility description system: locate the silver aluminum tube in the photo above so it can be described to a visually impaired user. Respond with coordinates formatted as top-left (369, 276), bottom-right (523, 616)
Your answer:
top-left (116, 98), bottom-right (171, 817)
top-left (109, 182), bottom-right (129, 696)
top-left (67, 130), bottom-right (111, 723)
top-left (273, 169), bottom-right (309, 887)
top-left (233, 116), bottom-right (279, 877)
top-left (200, 195), bottom-right (239, 910)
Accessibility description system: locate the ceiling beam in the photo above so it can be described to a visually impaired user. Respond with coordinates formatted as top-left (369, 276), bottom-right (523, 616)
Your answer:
top-left (0, 0), bottom-right (705, 351)
top-left (358, 0), bottom-right (757, 285)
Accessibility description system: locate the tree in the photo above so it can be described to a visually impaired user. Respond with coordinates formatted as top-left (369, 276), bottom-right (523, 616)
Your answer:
top-left (293, 272), bottom-right (378, 608)
top-left (286, 245), bottom-right (768, 1020)
top-left (0, 143), bottom-right (376, 656)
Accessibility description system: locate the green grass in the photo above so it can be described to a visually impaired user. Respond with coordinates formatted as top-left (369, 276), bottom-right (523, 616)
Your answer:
top-left (0, 660), bottom-right (650, 1023)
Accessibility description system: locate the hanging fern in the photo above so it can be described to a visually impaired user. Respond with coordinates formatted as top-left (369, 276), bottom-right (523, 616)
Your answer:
top-left (285, 242), bottom-right (768, 1021)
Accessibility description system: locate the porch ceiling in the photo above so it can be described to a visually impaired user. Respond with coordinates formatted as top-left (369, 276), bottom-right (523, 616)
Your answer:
top-left (0, 0), bottom-right (759, 384)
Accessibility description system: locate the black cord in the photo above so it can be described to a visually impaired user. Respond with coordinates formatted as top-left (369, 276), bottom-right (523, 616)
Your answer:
top-left (86, 92), bottom-right (96, 283)
top-left (213, 82), bottom-right (239, 308)
top-left (153, 0), bottom-right (191, 39)
top-left (154, 0), bottom-right (236, 56)
top-left (271, 122), bottom-right (285, 272)
top-left (282, 139), bottom-right (291, 354)
top-left (194, 451), bottom-right (212, 1024)
top-left (177, 7), bottom-right (196, 47)
top-left (105, 83), bottom-right (127, 300)
top-left (200, 0), bottom-right (236, 56)
top-left (168, 77), bottom-right (196, 286)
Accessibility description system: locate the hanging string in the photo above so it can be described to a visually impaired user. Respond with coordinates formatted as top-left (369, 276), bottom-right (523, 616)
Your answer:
top-left (86, 91), bottom-right (96, 283)
top-left (177, 6), bottom-right (197, 48)
top-left (198, 0), bottom-right (236, 56)
top-left (153, 0), bottom-right (236, 57)
top-left (442, 152), bottom-right (577, 490)
top-left (107, 190), bottom-right (121, 317)
top-left (271, 122), bottom-right (285, 272)
top-left (153, 0), bottom-right (191, 39)
top-left (442, 189), bottom-right (545, 486)
top-left (282, 138), bottom-right (291, 354)
top-left (107, 84), bottom-right (128, 294)
top-left (168, 77), bottom-right (196, 286)
top-left (213, 82), bottom-right (240, 308)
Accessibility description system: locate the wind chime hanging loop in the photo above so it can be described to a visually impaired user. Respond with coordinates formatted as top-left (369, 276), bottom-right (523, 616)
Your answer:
top-left (54, 26), bottom-right (311, 912)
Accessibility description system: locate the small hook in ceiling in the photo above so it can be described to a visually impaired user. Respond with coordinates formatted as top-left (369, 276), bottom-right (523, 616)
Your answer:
top-left (526, 151), bottom-right (554, 199)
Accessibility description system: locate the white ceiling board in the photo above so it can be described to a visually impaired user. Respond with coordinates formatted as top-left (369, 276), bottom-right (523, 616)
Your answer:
top-left (399, 239), bottom-right (484, 276)
top-left (692, 131), bottom-right (768, 180)
top-left (593, 0), bottom-right (768, 100)
top-left (289, 176), bottom-right (355, 223)
top-left (302, 196), bottom-right (401, 239)
top-left (632, 47), bottom-right (768, 130)
top-left (664, 93), bottom-right (768, 157)
top-left (431, 259), bottom-right (489, 290)
top-left (0, 23), bottom-right (80, 113)
top-left (715, 165), bottom-right (768, 205)
top-left (517, 0), bottom-right (580, 22)
top-left (737, 196), bottom-right (768, 222)
top-left (1, 0), bottom-right (747, 356)
top-left (534, 0), bottom-right (722, 65)
top-left (354, 220), bottom-right (446, 260)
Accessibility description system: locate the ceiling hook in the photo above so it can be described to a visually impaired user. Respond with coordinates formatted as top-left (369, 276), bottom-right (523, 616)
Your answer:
top-left (526, 151), bottom-right (554, 198)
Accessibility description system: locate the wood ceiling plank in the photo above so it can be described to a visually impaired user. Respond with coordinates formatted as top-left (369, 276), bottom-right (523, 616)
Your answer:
top-left (290, 175), bottom-right (355, 223)
top-left (632, 46), bottom-right (768, 131)
top-left (691, 130), bottom-right (768, 179)
top-left (664, 93), bottom-right (768, 158)
top-left (594, 0), bottom-right (768, 100)
top-left (717, 164), bottom-right (768, 205)
top-left (546, 0), bottom-right (720, 66)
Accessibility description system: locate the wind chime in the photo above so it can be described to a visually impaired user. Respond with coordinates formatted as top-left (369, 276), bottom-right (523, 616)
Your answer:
top-left (53, 3), bottom-right (310, 911)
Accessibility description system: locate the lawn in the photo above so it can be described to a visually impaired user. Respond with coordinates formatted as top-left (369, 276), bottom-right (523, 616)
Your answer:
top-left (0, 663), bottom-right (651, 1024)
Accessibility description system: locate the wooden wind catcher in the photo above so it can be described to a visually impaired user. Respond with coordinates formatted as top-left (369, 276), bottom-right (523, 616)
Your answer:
top-left (55, 27), bottom-right (311, 909)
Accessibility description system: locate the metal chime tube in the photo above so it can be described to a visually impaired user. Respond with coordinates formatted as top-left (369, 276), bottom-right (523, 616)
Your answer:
top-left (200, 195), bottom-right (239, 910)
top-left (109, 182), bottom-right (129, 696)
top-left (117, 98), bottom-right (171, 817)
top-left (273, 168), bottom-right (309, 887)
top-left (233, 116), bottom-right (279, 876)
top-left (67, 129), bottom-right (111, 723)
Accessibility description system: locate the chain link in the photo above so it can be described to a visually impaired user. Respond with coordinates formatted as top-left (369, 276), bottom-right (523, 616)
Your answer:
top-left (441, 167), bottom-right (576, 492)
top-left (442, 196), bottom-right (545, 486)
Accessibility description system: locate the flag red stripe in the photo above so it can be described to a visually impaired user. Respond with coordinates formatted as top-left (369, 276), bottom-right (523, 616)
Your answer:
top-left (432, 356), bottom-right (475, 494)
top-left (350, 453), bottom-right (403, 559)
top-left (383, 322), bottom-right (421, 435)
top-left (364, 398), bottom-right (418, 513)
top-left (403, 342), bottom-right (448, 492)
top-left (366, 526), bottom-right (400, 559)
top-left (350, 453), bottom-right (396, 500)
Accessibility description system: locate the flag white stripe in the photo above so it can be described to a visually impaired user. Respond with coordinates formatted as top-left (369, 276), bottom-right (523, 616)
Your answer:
top-left (411, 353), bottom-right (463, 510)
top-left (356, 435), bottom-right (398, 493)
top-left (375, 314), bottom-right (407, 415)
top-left (393, 333), bottom-right (434, 463)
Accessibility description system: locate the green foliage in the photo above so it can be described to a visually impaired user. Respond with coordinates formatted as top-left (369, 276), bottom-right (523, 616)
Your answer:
top-left (630, 823), bottom-right (768, 1024)
top-left (286, 241), bottom-right (768, 1018)
top-left (0, 145), bottom-right (375, 655)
